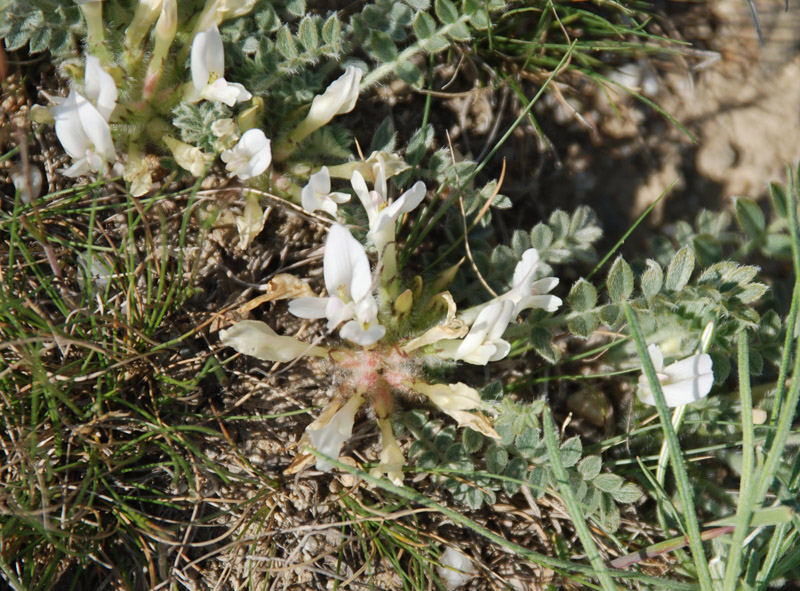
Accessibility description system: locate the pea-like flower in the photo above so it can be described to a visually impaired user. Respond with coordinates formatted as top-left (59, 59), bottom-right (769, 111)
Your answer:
top-left (190, 25), bottom-right (252, 106)
top-left (460, 248), bottom-right (561, 325)
top-left (288, 224), bottom-right (385, 346)
top-left (301, 166), bottom-right (351, 216)
top-left (220, 129), bottom-right (272, 180)
top-left (435, 300), bottom-right (514, 365)
top-left (306, 394), bottom-right (365, 471)
top-left (637, 344), bottom-right (714, 407)
top-left (52, 91), bottom-right (115, 177)
top-left (219, 319), bottom-right (327, 363)
top-left (291, 66), bottom-right (362, 144)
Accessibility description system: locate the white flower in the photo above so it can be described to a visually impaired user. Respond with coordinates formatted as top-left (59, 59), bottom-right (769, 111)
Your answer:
top-left (637, 344), bottom-right (714, 407)
top-left (51, 91), bottom-right (115, 177)
top-left (351, 168), bottom-right (426, 255)
top-left (220, 129), bottom-right (272, 180)
top-left (306, 394), bottom-right (365, 472)
top-left (437, 547), bottom-right (477, 590)
top-left (164, 136), bottom-right (211, 176)
top-left (288, 224), bottom-right (385, 346)
top-left (301, 166), bottom-right (351, 216)
top-left (219, 320), bottom-right (327, 363)
top-left (460, 248), bottom-right (561, 325)
top-left (436, 301), bottom-right (514, 365)
top-left (292, 66), bottom-right (362, 143)
top-left (190, 26), bottom-right (252, 106)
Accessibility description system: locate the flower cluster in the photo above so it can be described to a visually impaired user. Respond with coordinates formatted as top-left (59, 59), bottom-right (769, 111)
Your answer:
top-left (38, 0), bottom-right (363, 198)
top-left (219, 158), bottom-right (565, 484)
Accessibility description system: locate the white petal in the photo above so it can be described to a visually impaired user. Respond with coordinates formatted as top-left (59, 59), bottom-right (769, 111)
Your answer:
top-left (437, 548), bottom-right (476, 591)
top-left (661, 373), bottom-right (714, 406)
top-left (388, 180), bottom-right (427, 217)
top-left (665, 353), bottom-right (713, 384)
top-left (288, 296), bottom-right (329, 319)
top-left (351, 170), bottom-right (380, 222)
top-left (84, 54), bottom-right (117, 120)
top-left (76, 97), bottom-right (115, 161)
top-left (513, 248), bottom-right (540, 289)
top-left (219, 320), bottom-right (321, 362)
top-left (53, 92), bottom-right (88, 160)
top-left (515, 294), bottom-right (562, 314)
top-left (307, 394), bottom-right (364, 471)
top-left (324, 225), bottom-right (372, 302)
top-left (191, 27), bottom-right (216, 92)
top-left (455, 301), bottom-right (511, 360)
top-left (646, 344), bottom-right (665, 373)
top-left (339, 319), bottom-right (385, 346)
top-left (305, 66), bottom-right (362, 129)
top-left (413, 381), bottom-right (483, 412)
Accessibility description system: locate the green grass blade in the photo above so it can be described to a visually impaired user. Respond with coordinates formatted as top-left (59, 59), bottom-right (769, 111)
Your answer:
top-left (542, 407), bottom-right (619, 591)
top-left (623, 300), bottom-right (714, 591)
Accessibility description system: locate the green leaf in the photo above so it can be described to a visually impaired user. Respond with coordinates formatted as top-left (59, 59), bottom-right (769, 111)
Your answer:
top-left (568, 279), bottom-right (597, 312)
top-left (297, 16), bottom-right (318, 52)
top-left (504, 458), bottom-right (528, 495)
top-left (592, 473), bottom-right (624, 493)
top-left (568, 311), bottom-right (600, 338)
top-left (607, 257), bottom-right (633, 303)
top-left (321, 14), bottom-right (342, 51)
top-left (413, 10), bottom-right (437, 39)
top-left (285, 0), bottom-right (306, 17)
top-left (447, 21), bottom-right (471, 41)
top-left (528, 466), bottom-right (549, 498)
top-left (600, 494), bottom-right (621, 532)
top-left (406, 124), bottom-right (433, 165)
top-left (398, 61), bottom-right (423, 87)
top-left (370, 118), bottom-right (396, 154)
top-left (612, 482), bottom-right (643, 504)
top-left (422, 33), bottom-right (450, 54)
top-left (28, 26), bottom-right (50, 54)
top-left (664, 247), bottom-right (695, 292)
top-left (530, 223), bottom-right (553, 250)
top-left (737, 282), bottom-right (769, 304)
top-left (769, 181), bottom-right (789, 219)
top-left (578, 455), bottom-right (602, 481)
top-left (370, 30), bottom-right (398, 62)
top-left (487, 445), bottom-right (509, 473)
top-left (559, 436), bottom-right (582, 468)
top-left (599, 304), bottom-right (622, 327)
top-left (275, 25), bottom-right (298, 59)
top-left (462, 428), bottom-right (483, 453)
top-left (734, 197), bottom-right (766, 239)
top-left (530, 327), bottom-right (560, 364)
top-left (405, 0), bottom-right (431, 9)
top-left (468, 7), bottom-right (490, 29)
top-left (435, 0), bottom-right (459, 24)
